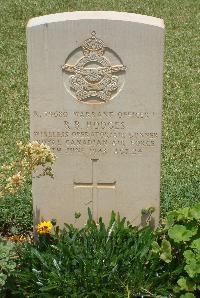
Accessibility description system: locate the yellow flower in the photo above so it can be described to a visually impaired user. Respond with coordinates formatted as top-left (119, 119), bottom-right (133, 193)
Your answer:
top-left (9, 235), bottom-right (27, 242)
top-left (1, 164), bottom-right (12, 171)
top-left (36, 221), bottom-right (53, 235)
top-left (7, 171), bottom-right (24, 185)
top-left (161, 218), bottom-right (167, 225)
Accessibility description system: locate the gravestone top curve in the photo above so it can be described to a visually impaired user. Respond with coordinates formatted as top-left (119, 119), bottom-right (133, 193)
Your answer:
top-left (27, 11), bottom-right (164, 29)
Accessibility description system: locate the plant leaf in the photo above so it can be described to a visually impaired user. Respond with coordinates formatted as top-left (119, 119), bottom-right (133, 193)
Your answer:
top-left (151, 241), bottom-right (160, 254)
top-left (160, 240), bottom-right (172, 263)
top-left (184, 250), bottom-right (200, 277)
top-left (189, 203), bottom-right (200, 220)
top-left (180, 293), bottom-right (195, 298)
top-left (177, 277), bottom-right (196, 291)
top-left (190, 238), bottom-right (200, 251)
top-left (168, 225), bottom-right (197, 243)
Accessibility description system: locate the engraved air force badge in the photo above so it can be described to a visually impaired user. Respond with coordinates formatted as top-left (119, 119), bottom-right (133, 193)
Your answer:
top-left (62, 31), bottom-right (126, 104)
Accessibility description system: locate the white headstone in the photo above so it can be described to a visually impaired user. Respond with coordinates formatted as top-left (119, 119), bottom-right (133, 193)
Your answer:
top-left (27, 11), bottom-right (165, 227)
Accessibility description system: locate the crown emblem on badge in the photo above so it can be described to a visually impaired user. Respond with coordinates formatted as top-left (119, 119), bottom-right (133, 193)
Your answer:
top-left (82, 31), bottom-right (105, 56)
top-left (62, 31), bottom-right (127, 104)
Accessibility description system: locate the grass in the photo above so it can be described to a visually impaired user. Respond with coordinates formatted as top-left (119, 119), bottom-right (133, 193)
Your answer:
top-left (0, 0), bottom-right (199, 234)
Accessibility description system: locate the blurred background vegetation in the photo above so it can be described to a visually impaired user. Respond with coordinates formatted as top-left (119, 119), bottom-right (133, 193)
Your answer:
top-left (0, 0), bottom-right (199, 234)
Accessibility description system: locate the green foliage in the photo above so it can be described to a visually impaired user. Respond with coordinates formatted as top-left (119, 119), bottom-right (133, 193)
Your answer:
top-left (0, 205), bottom-right (199, 297)
top-left (0, 141), bottom-right (56, 236)
top-left (180, 293), bottom-right (196, 298)
top-left (177, 277), bottom-right (196, 292)
top-left (8, 211), bottom-right (168, 297)
top-left (153, 203), bottom-right (200, 297)
top-left (0, 186), bottom-right (32, 235)
top-left (184, 250), bottom-right (200, 278)
top-left (152, 239), bottom-right (172, 263)
top-left (168, 224), bottom-right (198, 243)
top-left (0, 239), bottom-right (17, 295)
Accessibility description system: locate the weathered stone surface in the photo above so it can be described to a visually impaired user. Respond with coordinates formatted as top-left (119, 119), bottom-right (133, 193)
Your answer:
top-left (27, 11), bottom-right (165, 227)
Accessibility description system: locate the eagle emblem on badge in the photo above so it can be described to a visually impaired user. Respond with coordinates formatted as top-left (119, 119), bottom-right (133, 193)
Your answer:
top-left (62, 31), bottom-right (126, 104)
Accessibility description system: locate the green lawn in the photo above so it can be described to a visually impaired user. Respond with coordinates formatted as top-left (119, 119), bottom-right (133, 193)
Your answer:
top-left (0, 0), bottom-right (199, 234)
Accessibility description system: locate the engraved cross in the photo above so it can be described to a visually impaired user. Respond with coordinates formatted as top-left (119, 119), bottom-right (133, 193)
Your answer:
top-left (73, 159), bottom-right (116, 219)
